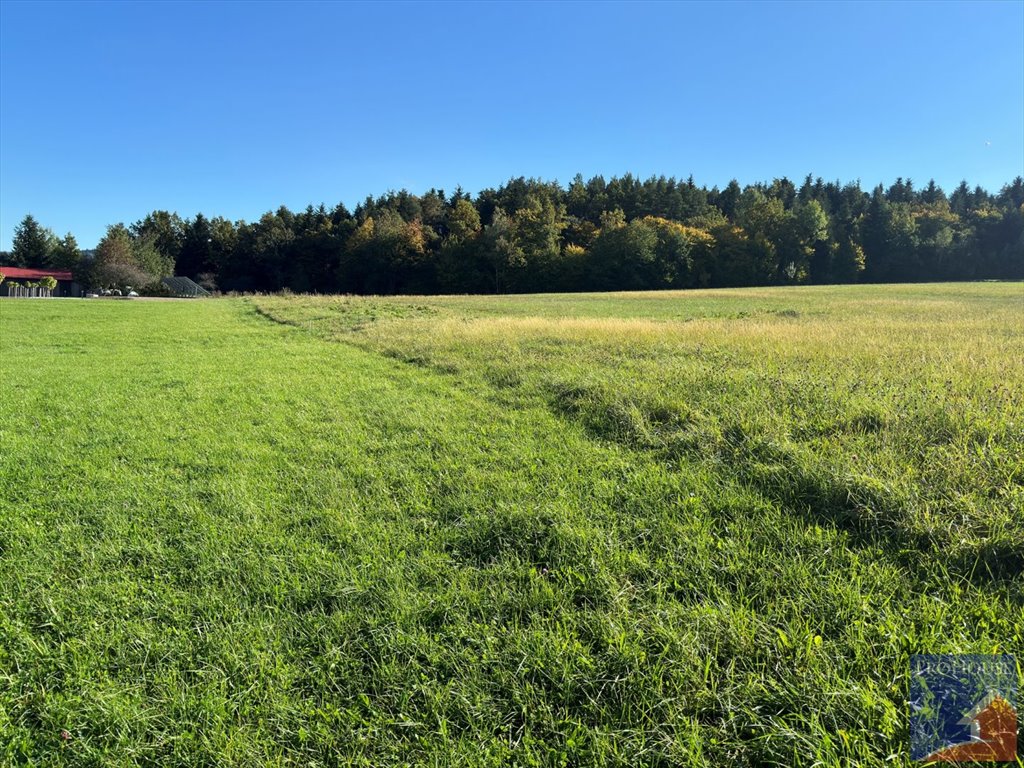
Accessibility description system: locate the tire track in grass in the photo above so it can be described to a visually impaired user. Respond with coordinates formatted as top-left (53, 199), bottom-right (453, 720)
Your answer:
top-left (248, 295), bottom-right (1024, 588)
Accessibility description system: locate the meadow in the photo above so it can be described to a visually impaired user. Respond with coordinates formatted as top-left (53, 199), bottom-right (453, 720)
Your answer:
top-left (1, 283), bottom-right (1021, 766)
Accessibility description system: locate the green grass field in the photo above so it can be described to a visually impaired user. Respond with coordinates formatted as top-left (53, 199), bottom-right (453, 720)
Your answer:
top-left (1, 283), bottom-right (1022, 766)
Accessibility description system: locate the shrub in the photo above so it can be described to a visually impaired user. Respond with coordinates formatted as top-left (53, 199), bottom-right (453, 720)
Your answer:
top-left (91, 262), bottom-right (153, 291)
top-left (141, 280), bottom-right (172, 297)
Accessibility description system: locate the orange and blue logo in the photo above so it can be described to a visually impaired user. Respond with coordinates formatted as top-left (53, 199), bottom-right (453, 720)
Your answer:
top-left (910, 655), bottom-right (1018, 762)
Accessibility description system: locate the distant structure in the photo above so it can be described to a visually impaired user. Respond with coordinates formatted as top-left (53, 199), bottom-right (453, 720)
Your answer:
top-left (161, 276), bottom-right (211, 298)
top-left (0, 266), bottom-right (80, 297)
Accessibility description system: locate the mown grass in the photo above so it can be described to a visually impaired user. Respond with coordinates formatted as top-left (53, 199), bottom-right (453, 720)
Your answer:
top-left (2, 283), bottom-right (1022, 766)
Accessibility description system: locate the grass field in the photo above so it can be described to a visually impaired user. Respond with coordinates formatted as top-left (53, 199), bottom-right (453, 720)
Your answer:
top-left (1, 283), bottom-right (1022, 766)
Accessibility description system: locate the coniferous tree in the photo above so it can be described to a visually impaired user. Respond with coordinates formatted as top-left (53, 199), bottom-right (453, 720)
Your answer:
top-left (11, 214), bottom-right (56, 268)
top-left (50, 233), bottom-right (82, 272)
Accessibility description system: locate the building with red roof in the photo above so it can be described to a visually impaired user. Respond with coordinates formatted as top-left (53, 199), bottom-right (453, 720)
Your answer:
top-left (0, 266), bottom-right (80, 297)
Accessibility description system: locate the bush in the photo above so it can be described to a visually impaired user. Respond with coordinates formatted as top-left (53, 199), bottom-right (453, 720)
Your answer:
top-left (141, 280), bottom-right (172, 297)
top-left (197, 272), bottom-right (218, 292)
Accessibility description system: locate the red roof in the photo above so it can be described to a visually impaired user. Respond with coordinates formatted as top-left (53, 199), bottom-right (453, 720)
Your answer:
top-left (0, 266), bottom-right (74, 281)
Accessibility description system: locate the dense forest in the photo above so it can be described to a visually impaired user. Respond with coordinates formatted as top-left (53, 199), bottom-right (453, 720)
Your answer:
top-left (5, 174), bottom-right (1023, 294)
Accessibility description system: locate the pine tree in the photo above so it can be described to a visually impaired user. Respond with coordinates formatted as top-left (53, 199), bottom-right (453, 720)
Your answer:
top-left (11, 214), bottom-right (56, 268)
top-left (50, 233), bottom-right (82, 272)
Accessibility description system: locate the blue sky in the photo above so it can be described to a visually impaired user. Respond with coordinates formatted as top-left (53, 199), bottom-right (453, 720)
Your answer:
top-left (1, 0), bottom-right (1021, 249)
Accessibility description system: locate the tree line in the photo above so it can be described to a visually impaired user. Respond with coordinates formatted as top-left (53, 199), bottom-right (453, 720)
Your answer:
top-left (5, 174), bottom-right (1023, 294)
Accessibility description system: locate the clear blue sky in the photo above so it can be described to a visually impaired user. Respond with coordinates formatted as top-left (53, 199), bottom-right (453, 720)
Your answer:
top-left (1, 0), bottom-right (1021, 249)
